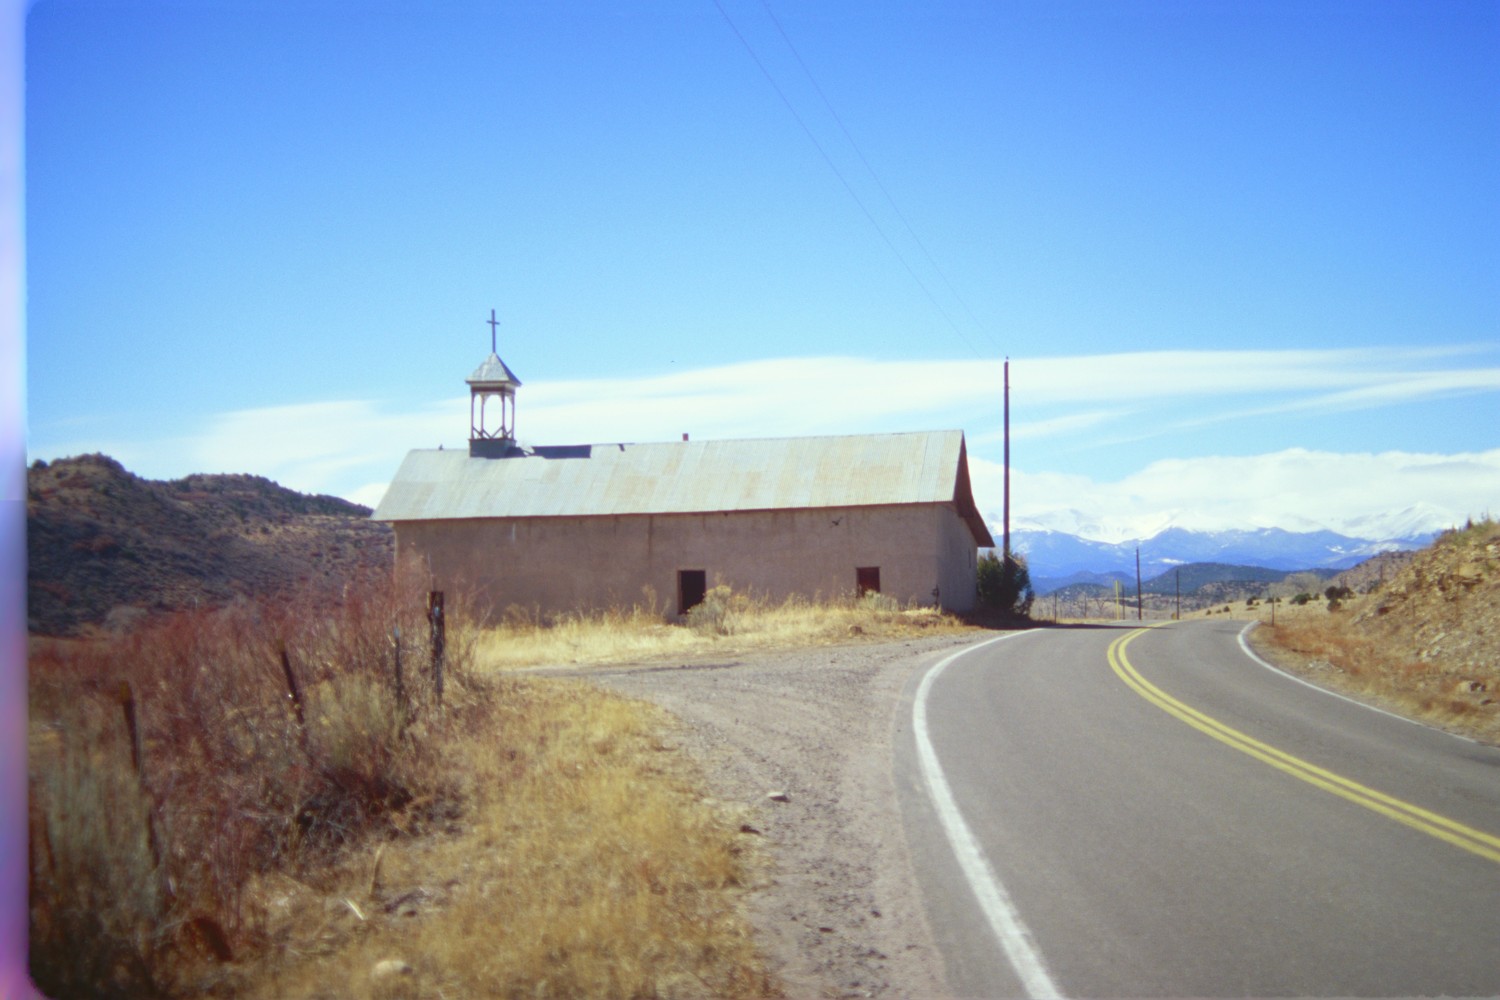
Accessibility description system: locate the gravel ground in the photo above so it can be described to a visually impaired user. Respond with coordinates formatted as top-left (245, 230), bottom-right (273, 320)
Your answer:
top-left (539, 632), bottom-right (987, 999)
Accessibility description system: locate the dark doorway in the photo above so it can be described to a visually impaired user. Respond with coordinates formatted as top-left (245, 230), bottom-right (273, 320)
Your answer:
top-left (856, 566), bottom-right (881, 596)
top-left (678, 569), bottom-right (707, 615)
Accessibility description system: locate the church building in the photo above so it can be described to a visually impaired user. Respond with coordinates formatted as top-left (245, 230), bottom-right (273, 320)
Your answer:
top-left (372, 324), bottom-right (994, 618)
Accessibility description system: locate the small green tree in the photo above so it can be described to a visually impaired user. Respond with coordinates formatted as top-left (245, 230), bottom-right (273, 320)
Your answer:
top-left (977, 551), bottom-right (1034, 617)
top-left (1324, 584), bottom-right (1353, 612)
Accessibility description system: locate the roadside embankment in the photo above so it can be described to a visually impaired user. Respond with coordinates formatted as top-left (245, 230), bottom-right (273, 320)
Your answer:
top-left (1249, 519), bottom-right (1500, 745)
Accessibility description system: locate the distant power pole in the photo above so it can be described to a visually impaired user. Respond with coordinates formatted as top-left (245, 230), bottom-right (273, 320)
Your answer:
top-left (1175, 568), bottom-right (1181, 621)
top-left (1136, 547), bottom-right (1143, 621)
top-left (1003, 357), bottom-right (1011, 562)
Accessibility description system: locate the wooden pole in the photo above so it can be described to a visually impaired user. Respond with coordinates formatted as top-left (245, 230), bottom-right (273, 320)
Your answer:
top-left (117, 680), bottom-right (146, 785)
top-left (116, 681), bottom-right (164, 874)
top-left (1003, 358), bottom-right (1011, 562)
top-left (279, 645), bottom-right (306, 729)
top-left (393, 625), bottom-right (404, 710)
top-left (429, 592), bottom-right (446, 707)
top-left (1136, 547), bottom-right (1143, 621)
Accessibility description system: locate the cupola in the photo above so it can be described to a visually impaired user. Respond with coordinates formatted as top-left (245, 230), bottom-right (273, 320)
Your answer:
top-left (468, 309), bottom-right (522, 458)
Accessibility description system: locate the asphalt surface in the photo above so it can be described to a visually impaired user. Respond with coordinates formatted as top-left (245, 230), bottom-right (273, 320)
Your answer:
top-left (894, 619), bottom-right (1500, 998)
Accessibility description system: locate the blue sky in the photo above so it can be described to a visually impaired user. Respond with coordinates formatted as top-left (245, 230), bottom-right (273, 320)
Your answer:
top-left (19, 0), bottom-right (1500, 540)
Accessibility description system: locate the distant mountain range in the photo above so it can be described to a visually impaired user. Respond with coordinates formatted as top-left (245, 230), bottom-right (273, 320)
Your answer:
top-left (1001, 525), bottom-right (1439, 596)
top-left (1009, 502), bottom-right (1457, 545)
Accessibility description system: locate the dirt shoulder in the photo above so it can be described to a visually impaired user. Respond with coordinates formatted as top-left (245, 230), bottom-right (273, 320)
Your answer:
top-left (536, 631), bottom-right (990, 999)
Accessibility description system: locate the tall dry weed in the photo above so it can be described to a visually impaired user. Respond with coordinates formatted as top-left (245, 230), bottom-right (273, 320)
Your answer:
top-left (29, 726), bottom-right (167, 998)
top-left (27, 570), bottom-right (480, 996)
top-left (30, 573), bottom-right (774, 998)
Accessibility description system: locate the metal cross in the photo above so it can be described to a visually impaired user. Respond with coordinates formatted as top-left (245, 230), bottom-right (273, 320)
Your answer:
top-left (487, 309), bottom-right (500, 354)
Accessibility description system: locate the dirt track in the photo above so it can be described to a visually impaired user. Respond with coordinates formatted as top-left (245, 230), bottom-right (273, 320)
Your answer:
top-left (551, 632), bottom-right (989, 999)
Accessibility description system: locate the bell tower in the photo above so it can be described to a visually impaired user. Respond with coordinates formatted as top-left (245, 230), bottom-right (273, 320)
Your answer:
top-left (468, 309), bottom-right (522, 458)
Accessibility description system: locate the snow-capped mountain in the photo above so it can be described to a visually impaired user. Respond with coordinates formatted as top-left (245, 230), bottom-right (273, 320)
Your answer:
top-left (999, 523), bottom-right (1441, 595)
top-left (1010, 502), bottom-right (1460, 545)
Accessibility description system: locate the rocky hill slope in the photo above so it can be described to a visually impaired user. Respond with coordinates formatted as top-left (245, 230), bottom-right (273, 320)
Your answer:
top-left (27, 454), bottom-right (392, 635)
top-left (1260, 518), bottom-right (1500, 742)
top-left (1347, 519), bottom-right (1500, 683)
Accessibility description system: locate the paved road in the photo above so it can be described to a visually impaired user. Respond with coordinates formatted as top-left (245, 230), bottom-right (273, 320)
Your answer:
top-left (894, 620), bottom-right (1500, 998)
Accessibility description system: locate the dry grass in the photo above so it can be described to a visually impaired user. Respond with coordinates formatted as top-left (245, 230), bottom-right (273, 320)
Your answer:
top-left (242, 679), bottom-right (774, 999)
top-left (1253, 519), bottom-right (1500, 744)
top-left (28, 575), bottom-right (775, 998)
top-left (1255, 613), bottom-right (1500, 742)
top-left (477, 586), bottom-right (976, 671)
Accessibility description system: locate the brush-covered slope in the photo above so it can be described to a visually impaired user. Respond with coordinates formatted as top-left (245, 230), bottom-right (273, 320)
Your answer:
top-left (26, 454), bottom-right (392, 635)
top-left (1348, 519), bottom-right (1500, 680)
top-left (1261, 519), bottom-right (1500, 742)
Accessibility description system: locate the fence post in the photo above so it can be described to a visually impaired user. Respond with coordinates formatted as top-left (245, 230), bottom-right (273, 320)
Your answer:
top-left (115, 680), bottom-right (165, 879)
top-left (392, 624), bottom-right (404, 707)
top-left (278, 643), bottom-right (314, 762)
top-left (429, 591), bottom-right (445, 708)
top-left (278, 643), bottom-right (306, 729)
top-left (117, 680), bottom-right (147, 786)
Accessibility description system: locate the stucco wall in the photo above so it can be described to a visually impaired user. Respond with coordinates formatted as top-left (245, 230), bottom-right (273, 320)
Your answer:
top-left (391, 503), bottom-right (980, 620)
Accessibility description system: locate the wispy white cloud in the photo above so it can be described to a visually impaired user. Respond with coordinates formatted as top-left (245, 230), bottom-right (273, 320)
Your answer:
top-left (512, 347), bottom-right (1500, 452)
top-left (969, 448), bottom-right (1500, 542)
top-left (1005, 346), bottom-right (1491, 403)
top-left (26, 348), bottom-right (1499, 534)
top-left (1002, 409), bottom-right (1135, 444)
top-left (1158, 366), bottom-right (1500, 433)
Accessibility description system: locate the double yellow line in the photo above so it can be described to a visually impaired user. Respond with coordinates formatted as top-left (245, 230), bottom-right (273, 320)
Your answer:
top-left (1107, 627), bottom-right (1500, 865)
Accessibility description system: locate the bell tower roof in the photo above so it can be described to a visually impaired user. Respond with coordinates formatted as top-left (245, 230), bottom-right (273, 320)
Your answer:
top-left (467, 352), bottom-right (521, 388)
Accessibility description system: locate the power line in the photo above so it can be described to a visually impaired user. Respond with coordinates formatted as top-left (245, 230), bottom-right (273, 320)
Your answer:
top-left (711, 0), bottom-right (990, 359)
top-left (757, 0), bottom-right (999, 355)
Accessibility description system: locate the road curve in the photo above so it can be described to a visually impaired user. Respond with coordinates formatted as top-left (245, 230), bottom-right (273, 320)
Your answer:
top-left (894, 619), bottom-right (1500, 998)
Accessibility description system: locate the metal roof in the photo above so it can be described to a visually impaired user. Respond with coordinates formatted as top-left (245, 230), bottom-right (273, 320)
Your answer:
top-left (372, 429), bottom-right (993, 546)
top-left (467, 353), bottom-right (521, 387)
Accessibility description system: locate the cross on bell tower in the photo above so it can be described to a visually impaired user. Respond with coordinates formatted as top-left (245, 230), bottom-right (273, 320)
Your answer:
top-left (468, 309), bottom-right (522, 458)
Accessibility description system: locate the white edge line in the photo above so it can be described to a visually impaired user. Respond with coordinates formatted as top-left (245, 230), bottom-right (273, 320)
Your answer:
top-left (1237, 622), bottom-right (1476, 743)
top-left (912, 630), bottom-right (1063, 1000)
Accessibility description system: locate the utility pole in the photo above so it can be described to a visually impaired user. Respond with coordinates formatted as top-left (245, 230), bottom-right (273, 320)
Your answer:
top-left (1135, 547), bottom-right (1143, 621)
top-left (1175, 568), bottom-right (1181, 621)
top-left (1003, 358), bottom-right (1011, 563)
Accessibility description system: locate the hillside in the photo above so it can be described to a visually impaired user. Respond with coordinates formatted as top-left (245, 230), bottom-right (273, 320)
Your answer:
top-left (1037, 561), bottom-right (1336, 619)
top-left (26, 454), bottom-right (392, 635)
top-left (1141, 562), bottom-right (1301, 594)
top-left (1345, 520), bottom-right (1500, 683)
top-left (1328, 549), bottom-right (1421, 594)
top-left (1260, 519), bottom-right (1500, 742)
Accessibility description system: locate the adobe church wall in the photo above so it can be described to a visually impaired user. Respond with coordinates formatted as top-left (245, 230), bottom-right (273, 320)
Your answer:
top-left (935, 508), bottom-right (981, 611)
top-left (391, 503), bottom-right (980, 621)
